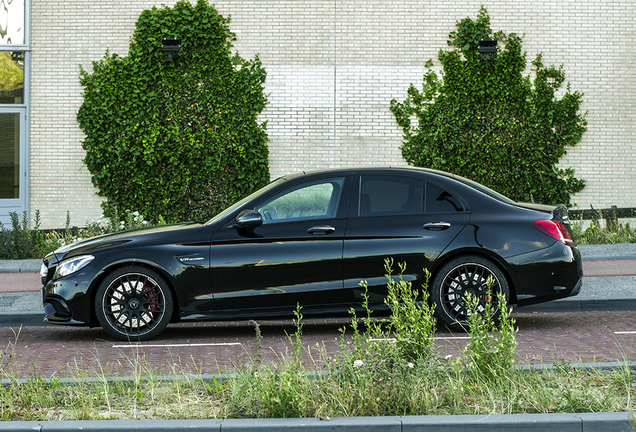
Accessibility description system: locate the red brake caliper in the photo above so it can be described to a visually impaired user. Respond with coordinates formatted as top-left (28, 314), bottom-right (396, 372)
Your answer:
top-left (146, 282), bottom-right (159, 318)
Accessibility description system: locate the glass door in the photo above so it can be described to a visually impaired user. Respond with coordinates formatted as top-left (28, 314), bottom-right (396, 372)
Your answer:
top-left (0, 107), bottom-right (27, 226)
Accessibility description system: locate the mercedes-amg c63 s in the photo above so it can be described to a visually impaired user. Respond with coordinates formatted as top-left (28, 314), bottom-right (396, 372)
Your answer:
top-left (41, 167), bottom-right (582, 340)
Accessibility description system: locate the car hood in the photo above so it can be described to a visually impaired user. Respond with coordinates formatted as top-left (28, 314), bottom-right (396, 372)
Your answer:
top-left (44, 222), bottom-right (205, 265)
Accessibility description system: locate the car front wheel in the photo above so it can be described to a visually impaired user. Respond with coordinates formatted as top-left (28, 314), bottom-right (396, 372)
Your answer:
top-left (95, 266), bottom-right (173, 341)
top-left (431, 255), bottom-right (509, 331)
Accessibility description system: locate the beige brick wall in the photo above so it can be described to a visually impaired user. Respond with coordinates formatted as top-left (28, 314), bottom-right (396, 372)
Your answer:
top-left (29, 0), bottom-right (636, 228)
top-left (30, 0), bottom-right (163, 228)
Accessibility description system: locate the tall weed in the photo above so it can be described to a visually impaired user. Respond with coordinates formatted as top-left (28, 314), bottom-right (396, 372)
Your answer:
top-left (0, 210), bottom-right (50, 259)
top-left (571, 216), bottom-right (636, 244)
top-left (382, 258), bottom-right (437, 362)
top-left (462, 289), bottom-right (518, 382)
top-left (0, 209), bottom-right (163, 259)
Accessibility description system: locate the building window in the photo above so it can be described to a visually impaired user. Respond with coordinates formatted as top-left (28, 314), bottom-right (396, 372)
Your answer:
top-left (1, 0), bottom-right (25, 45)
top-left (0, 112), bottom-right (20, 198)
top-left (0, 0), bottom-right (28, 226)
top-left (0, 51), bottom-right (23, 103)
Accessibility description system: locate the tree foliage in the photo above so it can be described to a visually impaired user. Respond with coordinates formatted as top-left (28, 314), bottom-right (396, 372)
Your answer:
top-left (390, 7), bottom-right (586, 205)
top-left (77, 0), bottom-right (269, 223)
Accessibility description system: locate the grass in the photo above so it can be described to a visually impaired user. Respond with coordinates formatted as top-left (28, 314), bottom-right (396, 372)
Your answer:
top-left (1, 260), bottom-right (635, 422)
top-left (1, 329), bottom-right (634, 421)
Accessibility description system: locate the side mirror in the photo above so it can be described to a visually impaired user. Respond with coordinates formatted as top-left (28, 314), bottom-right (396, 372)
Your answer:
top-left (235, 210), bottom-right (263, 229)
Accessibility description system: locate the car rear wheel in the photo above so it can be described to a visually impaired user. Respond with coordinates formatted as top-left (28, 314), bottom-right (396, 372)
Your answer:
top-left (95, 266), bottom-right (173, 341)
top-left (431, 255), bottom-right (509, 331)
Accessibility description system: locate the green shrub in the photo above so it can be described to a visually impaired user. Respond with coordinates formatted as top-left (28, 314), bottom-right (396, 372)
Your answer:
top-left (390, 6), bottom-right (586, 206)
top-left (77, 0), bottom-right (269, 224)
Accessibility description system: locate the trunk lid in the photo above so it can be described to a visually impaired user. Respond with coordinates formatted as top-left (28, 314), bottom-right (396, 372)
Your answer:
top-left (515, 202), bottom-right (571, 224)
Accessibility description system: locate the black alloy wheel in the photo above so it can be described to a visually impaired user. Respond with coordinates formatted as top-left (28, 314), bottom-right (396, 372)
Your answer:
top-left (95, 266), bottom-right (174, 341)
top-left (431, 255), bottom-right (509, 331)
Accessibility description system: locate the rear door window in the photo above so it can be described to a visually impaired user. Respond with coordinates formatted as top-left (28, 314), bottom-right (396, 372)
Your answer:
top-left (358, 176), bottom-right (423, 216)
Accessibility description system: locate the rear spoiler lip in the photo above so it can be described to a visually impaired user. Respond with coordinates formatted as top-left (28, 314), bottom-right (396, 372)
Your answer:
top-left (514, 202), bottom-right (570, 223)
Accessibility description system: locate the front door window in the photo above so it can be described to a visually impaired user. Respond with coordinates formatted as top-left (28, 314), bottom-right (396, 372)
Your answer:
top-left (256, 178), bottom-right (345, 223)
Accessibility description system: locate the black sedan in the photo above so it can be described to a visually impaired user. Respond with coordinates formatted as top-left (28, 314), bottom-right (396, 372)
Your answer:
top-left (41, 167), bottom-right (582, 340)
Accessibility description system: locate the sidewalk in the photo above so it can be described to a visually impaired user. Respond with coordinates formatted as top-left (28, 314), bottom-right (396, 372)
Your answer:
top-left (0, 244), bottom-right (635, 326)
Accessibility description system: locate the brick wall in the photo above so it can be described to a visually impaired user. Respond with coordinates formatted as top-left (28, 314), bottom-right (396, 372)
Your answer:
top-left (29, 0), bottom-right (636, 228)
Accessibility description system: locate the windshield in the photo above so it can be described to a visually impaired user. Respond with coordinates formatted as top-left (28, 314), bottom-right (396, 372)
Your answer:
top-left (205, 177), bottom-right (289, 225)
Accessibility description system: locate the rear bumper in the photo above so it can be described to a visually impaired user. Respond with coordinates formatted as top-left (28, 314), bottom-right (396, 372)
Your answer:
top-left (506, 242), bottom-right (583, 307)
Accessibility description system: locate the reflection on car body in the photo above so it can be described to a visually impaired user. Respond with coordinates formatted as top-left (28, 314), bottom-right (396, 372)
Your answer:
top-left (41, 167), bottom-right (582, 341)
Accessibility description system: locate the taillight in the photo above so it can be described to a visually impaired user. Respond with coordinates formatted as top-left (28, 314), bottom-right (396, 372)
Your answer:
top-left (532, 220), bottom-right (575, 245)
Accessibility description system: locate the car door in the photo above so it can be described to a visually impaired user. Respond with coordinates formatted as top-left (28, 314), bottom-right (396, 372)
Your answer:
top-left (342, 173), bottom-right (470, 305)
top-left (210, 175), bottom-right (352, 312)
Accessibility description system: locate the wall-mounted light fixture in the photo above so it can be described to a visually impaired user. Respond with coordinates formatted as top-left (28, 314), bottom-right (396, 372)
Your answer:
top-left (477, 39), bottom-right (497, 61)
top-left (161, 38), bottom-right (181, 59)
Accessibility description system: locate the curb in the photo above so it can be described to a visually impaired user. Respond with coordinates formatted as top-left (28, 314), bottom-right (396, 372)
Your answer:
top-left (0, 311), bottom-right (44, 327)
top-left (514, 296), bottom-right (636, 313)
top-left (0, 412), bottom-right (633, 431)
top-left (5, 296), bottom-right (636, 329)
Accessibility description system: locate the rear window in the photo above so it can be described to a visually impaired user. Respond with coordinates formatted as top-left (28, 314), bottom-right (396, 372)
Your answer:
top-left (426, 182), bottom-right (464, 213)
top-left (450, 175), bottom-right (515, 204)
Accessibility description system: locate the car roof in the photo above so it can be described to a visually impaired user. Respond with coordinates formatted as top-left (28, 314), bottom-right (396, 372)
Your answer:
top-left (277, 166), bottom-right (515, 204)
top-left (278, 166), bottom-right (454, 180)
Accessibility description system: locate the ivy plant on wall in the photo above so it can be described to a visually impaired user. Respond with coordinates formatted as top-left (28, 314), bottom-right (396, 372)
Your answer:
top-left (77, 0), bottom-right (269, 223)
top-left (390, 7), bottom-right (586, 206)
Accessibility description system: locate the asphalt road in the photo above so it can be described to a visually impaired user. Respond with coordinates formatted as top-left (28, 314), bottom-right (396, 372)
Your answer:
top-left (0, 310), bottom-right (635, 380)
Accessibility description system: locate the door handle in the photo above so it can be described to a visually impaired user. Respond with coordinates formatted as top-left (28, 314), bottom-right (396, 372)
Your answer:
top-left (307, 225), bottom-right (336, 235)
top-left (423, 221), bottom-right (451, 231)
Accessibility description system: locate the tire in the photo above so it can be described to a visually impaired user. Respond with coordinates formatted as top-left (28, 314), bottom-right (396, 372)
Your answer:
top-left (95, 266), bottom-right (174, 341)
top-left (431, 255), bottom-right (509, 331)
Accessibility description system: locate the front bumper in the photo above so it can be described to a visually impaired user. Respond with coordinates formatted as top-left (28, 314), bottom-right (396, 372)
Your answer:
top-left (41, 265), bottom-right (100, 326)
top-left (42, 294), bottom-right (85, 325)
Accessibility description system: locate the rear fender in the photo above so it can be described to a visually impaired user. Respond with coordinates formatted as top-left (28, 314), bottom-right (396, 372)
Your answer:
top-left (430, 245), bottom-right (517, 304)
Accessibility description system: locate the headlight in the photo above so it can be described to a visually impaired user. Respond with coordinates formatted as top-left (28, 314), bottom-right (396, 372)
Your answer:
top-left (41, 263), bottom-right (49, 285)
top-left (54, 255), bottom-right (95, 280)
